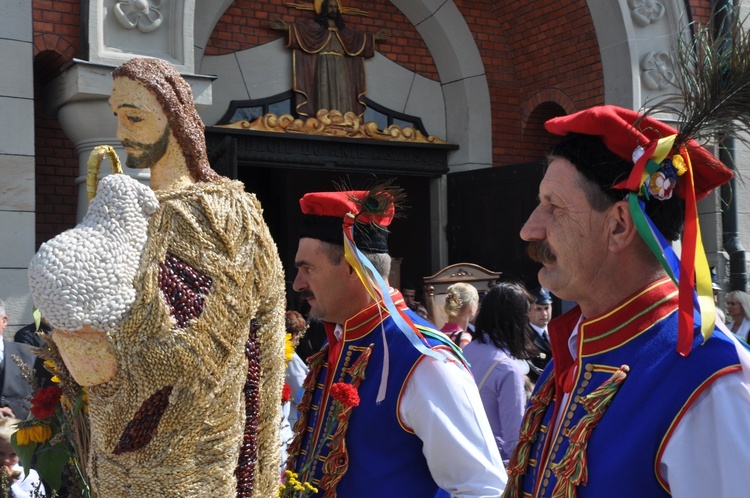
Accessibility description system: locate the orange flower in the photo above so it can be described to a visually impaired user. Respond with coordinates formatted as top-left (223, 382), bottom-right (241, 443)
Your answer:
top-left (329, 383), bottom-right (360, 408)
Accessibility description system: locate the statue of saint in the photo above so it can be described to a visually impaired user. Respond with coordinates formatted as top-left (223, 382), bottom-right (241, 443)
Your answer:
top-left (270, 0), bottom-right (389, 117)
top-left (29, 57), bottom-right (286, 498)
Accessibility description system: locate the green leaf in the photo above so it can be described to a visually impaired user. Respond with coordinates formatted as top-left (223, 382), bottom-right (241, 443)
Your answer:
top-left (34, 441), bottom-right (69, 491)
top-left (33, 307), bottom-right (42, 332)
top-left (11, 433), bottom-right (37, 477)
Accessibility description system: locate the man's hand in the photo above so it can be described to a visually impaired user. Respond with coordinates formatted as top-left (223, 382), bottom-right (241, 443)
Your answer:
top-left (269, 19), bottom-right (289, 32)
top-left (0, 407), bottom-right (15, 418)
top-left (374, 29), bottom-right (391, 41)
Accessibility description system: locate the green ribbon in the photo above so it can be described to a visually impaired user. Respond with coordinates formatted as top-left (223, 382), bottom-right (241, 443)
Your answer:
top-left (628, 192), bottom-right (678, 285)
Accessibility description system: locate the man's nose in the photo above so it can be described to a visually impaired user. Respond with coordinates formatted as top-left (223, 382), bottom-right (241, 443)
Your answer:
top-left (292, 271), bottom-right (305, 292)
top-left (520, 206), bottom-right (544, 242)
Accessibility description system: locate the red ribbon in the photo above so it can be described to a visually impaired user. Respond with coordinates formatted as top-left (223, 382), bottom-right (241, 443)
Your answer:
top-left (677, 147), bottom-right (697, 356)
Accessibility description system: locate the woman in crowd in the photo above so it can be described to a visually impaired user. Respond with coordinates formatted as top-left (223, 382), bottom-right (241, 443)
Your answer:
top-left (441, 282), bottom-right (479, 348)
top-left (726, 290), bottom-right (750, 342)
top-left (462, 282), bottom-right (537, 464)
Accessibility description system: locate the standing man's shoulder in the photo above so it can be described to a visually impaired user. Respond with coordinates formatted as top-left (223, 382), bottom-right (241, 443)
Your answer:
top-left (4, 340), bottom-right (35, 361)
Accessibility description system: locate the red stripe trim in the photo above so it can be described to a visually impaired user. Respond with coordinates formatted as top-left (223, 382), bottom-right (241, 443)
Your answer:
top-left (581, 278), bottom-right (678, 355)
top-left (341, 289), bottom-right (406, 340)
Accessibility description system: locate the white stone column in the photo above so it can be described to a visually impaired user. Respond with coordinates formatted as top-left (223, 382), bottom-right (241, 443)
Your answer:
top-left (0, 0), bottom-right (35, 332)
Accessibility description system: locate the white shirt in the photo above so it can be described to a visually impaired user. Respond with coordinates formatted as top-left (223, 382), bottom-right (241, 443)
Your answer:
top-left (399, 348), bottom-right (507, 497)
top-left (285, 352), bottom-right (308, 428)
top-left (728, 316), bottom-right (750, 342)
top-left (10, 464), bottom-right (46, 498)
top-left (529, 322), bottom-right (546, 335)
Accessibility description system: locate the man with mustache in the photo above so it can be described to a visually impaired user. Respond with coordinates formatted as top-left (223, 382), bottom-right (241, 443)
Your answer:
top-left (503, 106), bottom-right (750, 498)
top-left (286, 186), bottom-right (506, 497)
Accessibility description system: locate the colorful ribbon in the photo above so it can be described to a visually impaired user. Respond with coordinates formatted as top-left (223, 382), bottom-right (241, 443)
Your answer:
top-left (341, 214), bottom-right (445, 402)
top-left (625, 137), bottom-right (716, 356)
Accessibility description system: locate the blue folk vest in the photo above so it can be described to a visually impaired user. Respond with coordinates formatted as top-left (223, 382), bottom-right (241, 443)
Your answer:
top-left (290, 295), bottom-right (463, 497)
top-left (511, 278), bottom-right (742, 498)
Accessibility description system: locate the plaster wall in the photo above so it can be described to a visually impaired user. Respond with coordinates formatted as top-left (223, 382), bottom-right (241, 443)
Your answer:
top-left (0, 0), bottom-right (36, 331)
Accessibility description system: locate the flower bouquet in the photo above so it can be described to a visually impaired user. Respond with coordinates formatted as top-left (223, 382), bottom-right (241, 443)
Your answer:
top-left (11, 343), bottom-right (91, 497)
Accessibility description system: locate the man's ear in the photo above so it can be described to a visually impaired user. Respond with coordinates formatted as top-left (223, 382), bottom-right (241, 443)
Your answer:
top-left (607, 201), bottom-right (639, 253)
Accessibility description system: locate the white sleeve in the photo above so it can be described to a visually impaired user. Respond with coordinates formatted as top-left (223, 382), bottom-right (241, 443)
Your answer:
top-left (660, 370), bottom-right (750, 497)
top-left (399, 350), bottom-right (507, 497)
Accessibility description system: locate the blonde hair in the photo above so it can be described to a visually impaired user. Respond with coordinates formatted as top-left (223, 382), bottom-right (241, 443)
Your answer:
top-left (443, 282), bottom-right (479, 318)
top-left (727, 290), bottom-right (750, 320)
top-left (0, 417), bottom-right (20, 443)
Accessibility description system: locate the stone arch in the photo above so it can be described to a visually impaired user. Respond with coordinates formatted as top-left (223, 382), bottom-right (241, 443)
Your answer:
top-left (520, 89), bottom-right (576, 128)
top-left (34, 38), bottom-right (77, 84)
top-left (520, 100), bottom-right (568, 161)
top-left (520, 89), bottom-right (575, 160)
top-left (193, 0), bottom-right (492, 170)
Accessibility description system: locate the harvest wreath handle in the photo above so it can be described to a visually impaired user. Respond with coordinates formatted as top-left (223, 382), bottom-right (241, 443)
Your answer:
top-left (86, 145), bottom-right (123, 202)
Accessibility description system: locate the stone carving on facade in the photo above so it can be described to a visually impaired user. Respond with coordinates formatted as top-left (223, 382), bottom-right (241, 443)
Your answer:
top-left (641, 51), bottom-right (676, 90)
top-left (269, 0), bottom-right (389, 117)
top-left (114, 0), bottom-right (164, 33)
top-left (628, 0), bottom-right (666, 27)
top-left (218, 109), bottom-right (447, 144)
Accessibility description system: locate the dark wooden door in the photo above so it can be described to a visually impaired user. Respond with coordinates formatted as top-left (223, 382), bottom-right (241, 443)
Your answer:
top-left (447, 161), bottom-right (546, 289)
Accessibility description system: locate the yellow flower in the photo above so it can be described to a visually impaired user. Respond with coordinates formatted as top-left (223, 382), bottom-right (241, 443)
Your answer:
top-left (284, 334), bottom-right (295, 362)
top-left (16, 425), bottom-right (52, 445)
top-left (31, 425), bottom-right (52, 443)
top-left (15, 427), bottom-right (30, 446)
top-left (43, 360), bottom-right (56, 371)
top-left (672, 154), bottom-right (687, 176)
top-left (51, 375), bottom-right (61, 383)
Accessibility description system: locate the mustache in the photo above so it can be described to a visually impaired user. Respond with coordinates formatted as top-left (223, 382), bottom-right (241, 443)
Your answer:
top-left (299, 290), bottom-right (314, 300)
top-left (527, 241), bottom-right (556, 265)
top-left (121, 139), bottom-right (147, 150)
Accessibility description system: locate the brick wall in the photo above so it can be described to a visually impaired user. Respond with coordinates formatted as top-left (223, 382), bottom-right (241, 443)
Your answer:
top-left (205, 0), bottom-right (440, 81)
top-left (33, 0), bottom-right (81, 246)
top-left (33, 96), bottom-right (78, 247)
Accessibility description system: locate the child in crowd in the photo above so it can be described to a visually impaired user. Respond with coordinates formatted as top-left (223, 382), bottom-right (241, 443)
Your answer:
top-left (0, 418), bottom-right (46, 497)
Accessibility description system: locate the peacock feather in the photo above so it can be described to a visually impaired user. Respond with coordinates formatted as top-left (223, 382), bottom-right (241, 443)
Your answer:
top-left (645, 5), bottom-right (750, 152)
top-left (333, 178), bottom-right (408, 223)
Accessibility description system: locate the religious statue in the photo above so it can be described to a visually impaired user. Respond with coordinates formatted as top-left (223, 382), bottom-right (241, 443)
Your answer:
top-left (27, 57), bottom-right (286, 498)
top-left (270, 0), bottom-right (390, 117)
